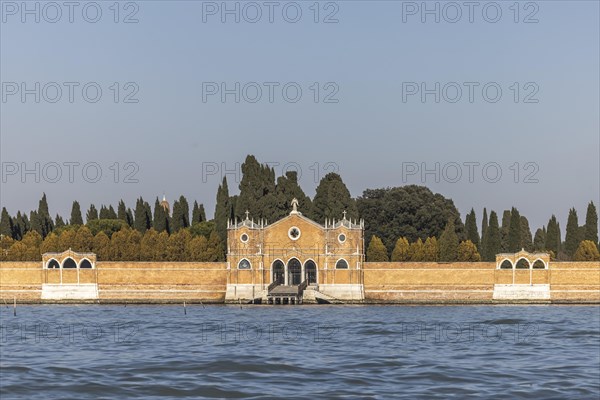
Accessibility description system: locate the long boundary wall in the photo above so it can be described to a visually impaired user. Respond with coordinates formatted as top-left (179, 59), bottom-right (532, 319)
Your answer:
top-left (1, 261), bottom-right (598, 303)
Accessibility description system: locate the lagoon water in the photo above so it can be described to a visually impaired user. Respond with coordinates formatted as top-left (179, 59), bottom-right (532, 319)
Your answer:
top-left (1, 305), bottom-right (599, 399)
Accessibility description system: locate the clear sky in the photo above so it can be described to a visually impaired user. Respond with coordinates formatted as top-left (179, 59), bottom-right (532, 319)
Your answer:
top-left (1, 0), bottom-right (598, 232)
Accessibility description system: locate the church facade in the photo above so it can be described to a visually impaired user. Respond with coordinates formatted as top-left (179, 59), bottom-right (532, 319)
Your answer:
top-left (225, 199), bottom-right (365, 303)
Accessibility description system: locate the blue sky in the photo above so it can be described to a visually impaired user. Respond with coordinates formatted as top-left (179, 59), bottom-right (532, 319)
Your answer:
top-left (1, 0), bottom-right (599, 232)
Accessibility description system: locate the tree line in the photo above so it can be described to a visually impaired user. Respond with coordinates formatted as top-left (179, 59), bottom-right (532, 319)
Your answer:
top-left (1, 155), bottom-right (598, 263)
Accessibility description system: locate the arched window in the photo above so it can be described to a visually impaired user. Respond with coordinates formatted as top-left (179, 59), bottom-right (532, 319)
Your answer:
top-left (287, 258), bottom-right (302, 285)
top-left (304, 260), bottom-right (317, 284)
top-left (79, 259), bottom-right (93, 269)
top-left (272, 260), bottom-right (284, 284)
top-left (238, 259), bottom-right (251, 270)
top-left (515, 259), bottom-right (530, 269)
top-left (532, 260), bottom-right (546, 269)
top-left (499, 260), bottom-right (513, 269)
top-left (335, 259), bottom-right (349, 269)
top-left (47, 259), bottom-right (60, 269)
top-left (63, 258), bottom-right (77, 269)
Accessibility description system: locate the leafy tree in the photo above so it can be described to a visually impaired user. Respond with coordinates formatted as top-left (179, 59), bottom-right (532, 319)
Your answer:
top-left (573, 240), bottom-right (600, 261)
top-left (367, 235), bottom-right (389, 262)
top-left (0, 235), bottom-right (15, 261)
top-left (214, 177), bottom-right (232, 242)
top-left (457, 240), bottom-right (481, 262)
top-left (423, 237), bottom-right (439, 261)
top-left (40, 232), bottom-right (60, 254)
top-left (584, 201), bottom-right (598, 245)
top-left (86, 204), bottom-right (99, 222)
top-left (438, 219), bottom-right (459, 262)
top-left (167, 229), bottom-right (192, 261)
top-left (21, 231), bottom-right (43, 260)
top-left (92, 232), bottom-right (111, 260)
top-left (72, 226), bottom-right (94, 252)
top-left (357, 185), bottom-right (464, 254)
top-left (508, 208), bottom-right (522, 252)
top-left (70, 201), bottom-right (84, 226)
top-left (408, 238), bottom-right (425, 261)
top-left (59, 229), bottom-right (77, 250)
top-left (141, 228), bottom-right (160, 261)
top-left (564, 208), bottom-right (581, 258)
top-left (312, 173), bottom-right (358, 223)
top-left (0, 207), bottom-right (13, 237)
top-left (190, 221), bottom-right (216, 239)
top-left (186, 235), bottom-right (209, 261)
top-left (205, 230), bottom-right (225, 261)
top-left (533, 228), bottom-right (546, 251)
top-left (464, 208), bottom-right (479, 249)
top-left (483, 211), bottom-right (501, 261)
top-left (86, 219), bottom-right (127, 237)
top-left (110, 228), bottom-right (141, 261)
top-left (391, 237), bottom-right (410, 261)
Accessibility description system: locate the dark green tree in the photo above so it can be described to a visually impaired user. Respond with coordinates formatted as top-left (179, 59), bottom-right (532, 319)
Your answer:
top-left (171, 195), bottom-right (190, 232)
top-left (533, 228), bottom-right (546, 251)
top-left (191, 201), bottom-right (206, 224)
top-left (13, 212), bottom-right (29, 240)
top-left (483, 211), bottom-right (501, 261)
top-left (357, 185), bottom-right (463, 254)
top-left (273, 171), bottom-right (312, 221)
top-left (311, 173), bottom-right (357, 223)
top-left (464, 208), bottom-right (480, 249)
top-left (117, 200), bottom-right (133, 226)
top-left (480, 208), bottom-right (488, 256)
top-left (235, 155), bottom-right (277, 220)
top-left (438, 219), bottom-right (459, 262)
top-left (0, 208), bottom-right (13, 238)
top-left (507, 207), bottom-right (522, 252)
top-left (545, 215), bottom-right (561, 257)
top-left (153, 197), bottom-right (170, 233)
top-left (133, 197), bottom-right (152, 233)
top-left (214, 177), bottom-right (232, 242)
top-left (86, 204), bottom-right (99, 222)
top-left (500, 210), bottom-right (511, 252)
top-left (584, 201), bottom-right (598, 245)
top-left (36, 193), bottom-right (54, 238)
top-left (70, 201), bottom-right (84, 225)
top-left (99, 205), bottom-right (111, 219)
top-left (564, 208), bottom-right (581, 257)
top-left (54, 214), bottom-right (65, 229)
top-left (520, 216), bottom-right (533, 251)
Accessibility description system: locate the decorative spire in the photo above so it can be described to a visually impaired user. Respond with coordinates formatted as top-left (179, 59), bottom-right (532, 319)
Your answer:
top-left (342, 210), bottom-right (347, 220)
top-left (245, 210), bottom-right (250, 221)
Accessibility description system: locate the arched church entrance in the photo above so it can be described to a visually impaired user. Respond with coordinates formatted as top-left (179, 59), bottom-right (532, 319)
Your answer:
top-left (304, 260), bottom-right (317, 284)
top-left (272, 260), bottom-right (285, 284)
top-left (287, 258), bottom-right (302, 285)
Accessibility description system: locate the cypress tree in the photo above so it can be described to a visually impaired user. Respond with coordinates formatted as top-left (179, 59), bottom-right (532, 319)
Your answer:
top-left (533, 228), bottom-right (546, 251)
top-left (117, 200), bottom-right (128, 222)
top-left (273, 171), bottom-right (312, 221)
top-left (86, 204), bottom-right (99, 222)
top-left (311, 173), bottom-right (357, 222)
top-left (483, 211), bottom-right (501, 261)
top-left (126, 208), bottom-right (134, 227)
top-left (584, 201), bottom-right (598, 245)
top-left (367, 235), bottom-right (389, 262)
top-left (520, 216), bottom-right (533, 251)
top-left (480, 208), bottom-right (488, 256)
top-left (0, 208), bottom-right (13, 238)
top-left (438, 219), bottom-right (459, 262)
top-left (508, 207), bottom-right (522, 252)
top-left (545, 215), bottom-right (560, 257)
top-left (235, 155), bottom-right (277, 220)
top-left (171, 195), bottom-right (190, 232)
top-left (564, 208), bottom-right (581, 257)
top-left (55, 214), bottom-right (65, 229)
top-left (500, 210), bottom-right (511, 252)
top-left (30, 210), bottom-right (42, 237)
top-left (464, 208), bottom-right (480, 249)
top-left (214, 177), bottom-right (231, 242)
top-left (153, 197), bottom-right (169, 233)
top-left (198, 204), bottom-right (206, 223)
top-left (134, 197), bottom-right (151, 233)
top-left (37, 193), bottom-right (53, 238)
top-left (99, 205), bottom-right (111, 219)
top-left (191, 201), bottom-right (201, 225)
top-left (107, 205), bottom-right (117, 219)
top-left (70, 201), bottom-right (84, 226)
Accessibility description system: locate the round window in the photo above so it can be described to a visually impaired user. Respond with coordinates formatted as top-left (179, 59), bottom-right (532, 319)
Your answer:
top-left (288, 226), bottom-right (301, 240)
top-left (338, 233), bottom-right (346, 243)
top-left (240, 233), bottom-right (249, 243)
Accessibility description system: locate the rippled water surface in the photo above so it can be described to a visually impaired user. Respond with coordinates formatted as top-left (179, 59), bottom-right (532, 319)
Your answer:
top-left (1, 305), bottom-right (599, 399)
